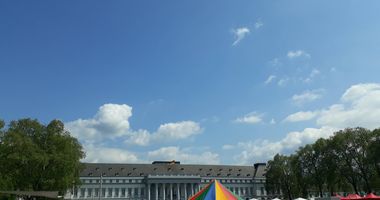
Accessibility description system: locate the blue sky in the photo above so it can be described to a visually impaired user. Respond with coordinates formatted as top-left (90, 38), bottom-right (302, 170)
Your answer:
top-left (1, 0), bottom-right (380, 164)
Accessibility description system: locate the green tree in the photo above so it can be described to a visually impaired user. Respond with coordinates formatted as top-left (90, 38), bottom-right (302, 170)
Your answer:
top-left (266, 154), bottom-right (296, 200)
top-left (331, 127), bottom-right (375, 193)
top-left (0, 118), bottom-right (85, 194)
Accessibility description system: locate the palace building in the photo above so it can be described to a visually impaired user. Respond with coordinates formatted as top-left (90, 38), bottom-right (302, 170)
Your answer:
top-left (65, 161), bottom-right (268, 200)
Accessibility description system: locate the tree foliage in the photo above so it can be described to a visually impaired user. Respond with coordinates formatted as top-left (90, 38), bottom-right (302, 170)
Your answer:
top-left (0, 118), bottom-right (85, 194)
top-left (265, 127), bottom-right (380, 199)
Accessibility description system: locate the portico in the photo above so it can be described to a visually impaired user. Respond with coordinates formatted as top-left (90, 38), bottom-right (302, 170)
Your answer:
top-left (146, 175), bottom-right (201, 200)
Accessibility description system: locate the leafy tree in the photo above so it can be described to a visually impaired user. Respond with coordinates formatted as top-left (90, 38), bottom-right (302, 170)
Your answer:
top-left (0, 118), bottom-right (85, 195)
top-left (266, 154), bottom-right (296, 200)
top-left (331, 127), bottom-right (375, 193)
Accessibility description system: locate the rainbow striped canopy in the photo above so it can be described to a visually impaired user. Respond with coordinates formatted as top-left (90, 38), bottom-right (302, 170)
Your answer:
top-left (189, 180), bottom-right (243, 200)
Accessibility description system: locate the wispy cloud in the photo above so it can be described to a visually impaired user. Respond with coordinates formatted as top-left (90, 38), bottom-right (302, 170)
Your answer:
top-left (234, 112), bottom-right (263, 124)
top-left (284, 111), bottom-right (319, 122)
top-left (254, 19), bottom-right (263, 29)
top-left (287, 50), bottom-right (310, 59)
top-left (232, 27), bottom-right (250, 46)
top-left (277, 77), bottom-right (289, 87)
top-left (292, 89), bottom-right (324, 105)
top-left (264, 75), bottom-right (276, 85)
top-left (303, 68), bottom-right (321, 83)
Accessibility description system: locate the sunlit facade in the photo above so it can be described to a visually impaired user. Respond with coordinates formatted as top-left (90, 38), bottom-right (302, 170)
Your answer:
top-left (65, 161), bottom-right (267, 200)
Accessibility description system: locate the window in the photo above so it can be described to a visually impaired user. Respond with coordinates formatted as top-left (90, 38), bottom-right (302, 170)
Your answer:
top-left (134, 188), bottom-right (139, 196)
top-left (94, 188), bottom-right (99, 197)
top-left (107, 188), bottom-right (112, 197)
top-left (261, 187), bottom-right (264, 195)
top-left (121, 188), bottom-right (125, 197)
top-left (115, 188), bottom-right (119, 197)
top-left (141, 188), bottom-right (145, 196)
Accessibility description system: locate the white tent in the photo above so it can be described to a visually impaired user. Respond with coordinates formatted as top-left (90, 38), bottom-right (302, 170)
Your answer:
top-left (250, 198), bottom-right (259, 200)
top-left (294, 198), bottom-right (307, 200)
top-left (272, 198), bottom-right (282, 200)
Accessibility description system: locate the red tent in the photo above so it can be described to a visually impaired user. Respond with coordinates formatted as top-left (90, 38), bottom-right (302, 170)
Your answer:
top-left (364, 193), bottom-right (380, 200)
top-left (334, 194), bottom-right (344, 199)
top-left (342, 194), bottom-right (362, 200)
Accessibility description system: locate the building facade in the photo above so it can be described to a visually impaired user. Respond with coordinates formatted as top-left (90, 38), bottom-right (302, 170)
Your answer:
top-left (65, 161), bottom-right (267, 200)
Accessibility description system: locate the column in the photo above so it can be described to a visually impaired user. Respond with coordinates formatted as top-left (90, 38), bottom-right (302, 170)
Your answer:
top-left (119, 188), bottom-right (122, 198)
top-left (131, 187), bottom-right (135, 199)
top-left (170, 184), bottom-right (173, 200)
top-left (148, 184), bottom-right (151, 200)
top-left (191, 184), bottom-right (194, 196)
top-left (177, 183), bottom-right (180, 200)
top-left (238, 187), bottom-right (241, 196)
top-left (163, 184), bottom-right (166, 200)
top-left (155, 184), bottom-right (158, 200)
top-left (184, 183), bottom-right (187, 200)
top-left (198, 184), bottom-right (200, 192)
top-left (138, 188), bottom-right (141, 198)
top-left (77, 188), bottom-right (81, 199)
top-left (112, 188), bottom-right (115, 198)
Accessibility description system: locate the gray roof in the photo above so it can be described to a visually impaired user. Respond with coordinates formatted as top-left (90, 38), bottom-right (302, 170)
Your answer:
top-left (81, 162), bottom-right (266, 179)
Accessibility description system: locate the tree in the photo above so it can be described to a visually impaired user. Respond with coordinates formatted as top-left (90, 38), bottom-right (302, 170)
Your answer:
top-left (0, 118), bottom-right (85, 195)
top-left (266, 154), bottom-right (297, 200)
top-left (331, 127), bottom-right (375, 193)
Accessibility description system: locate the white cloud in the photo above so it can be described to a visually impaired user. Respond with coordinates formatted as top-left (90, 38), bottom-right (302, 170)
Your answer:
top-left (232, 27), bottom-right (250, 46)
top-left (264, 75), bottom-right (276, 85)
top-left (277, 77), bottom-right (289, 87)
top-left (83, 144), bottom-right (140, 163)
top-left (234, 112), bottom-right (262, 124)
top-left (255, 19), bottom-right (263, 29)
top-left (292, 89), bottom-right (324, 105)
top-left (270, 118), bottom-right (276, 124)
top-left (148, 146), bottom-right (220, 164)
top-left (66, 104), bottom-right (132, 141)
top-left (316, 83), bottom-right (380, 129)
top-left (287, 50), bottom-right (310, 59)
top-left (269, 58), bottom-right (281, 66)
top-left (222, 144), bottom-right (235, 150)
top-left (231, 83), bottom-right (380, 164)
top-left (125, 121), bottom-right (202, 146)
top-left (303, 68), bottom-right (321, 83)
top-left (284, 111), bottom-right (319, 122)
top-left (234, 126), bottom-right (337, 164)
top-left (66, 103), bottom-right (202, 147)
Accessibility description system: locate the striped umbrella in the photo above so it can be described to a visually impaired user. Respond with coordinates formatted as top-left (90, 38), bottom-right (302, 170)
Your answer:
top-left (189, 180), bottom-right (243, 200)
